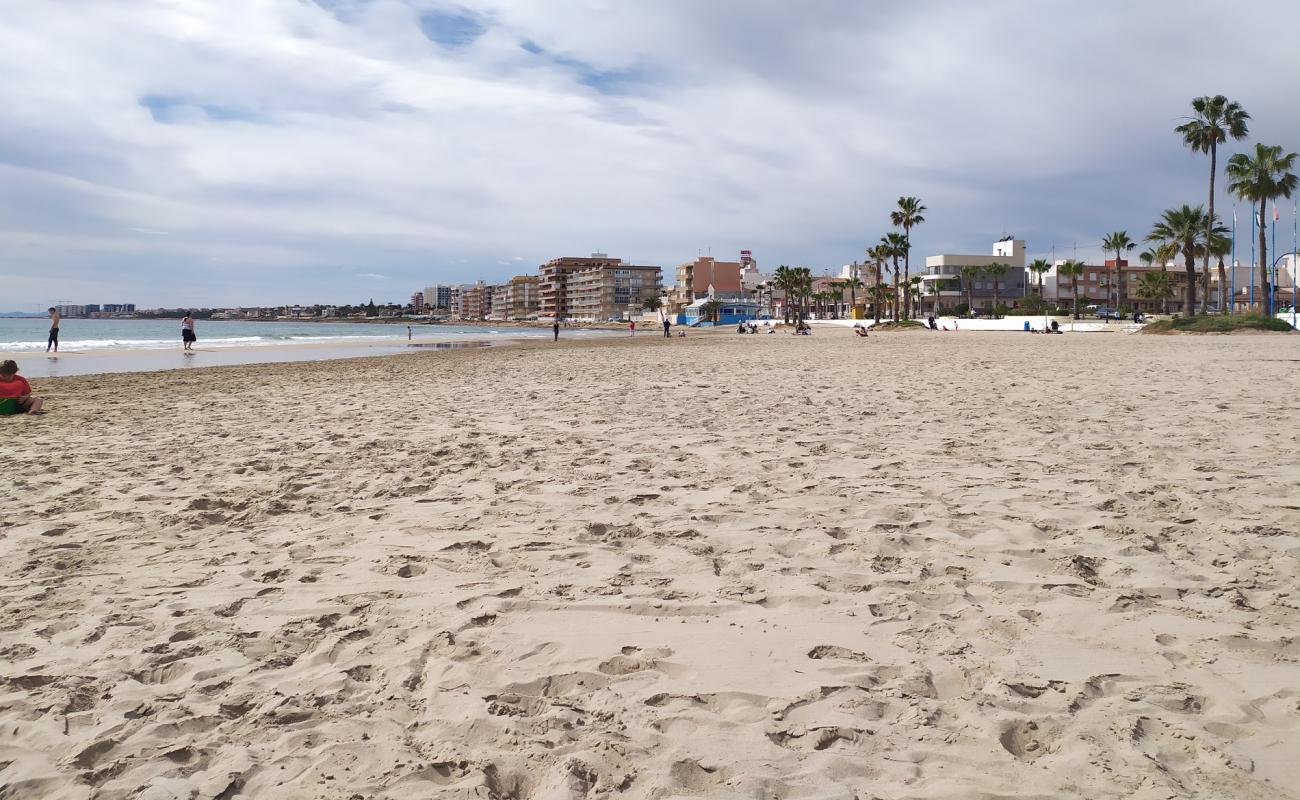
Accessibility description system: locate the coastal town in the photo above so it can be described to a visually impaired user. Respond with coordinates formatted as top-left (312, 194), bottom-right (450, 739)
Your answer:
top-left (44, 236), bottom-right (1299, 327)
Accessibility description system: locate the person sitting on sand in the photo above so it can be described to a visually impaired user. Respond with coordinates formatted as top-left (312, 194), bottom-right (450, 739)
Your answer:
top-left (0, 360), bottom-right (43, 415)
top-left (854, 325), bottom-right (868, 337)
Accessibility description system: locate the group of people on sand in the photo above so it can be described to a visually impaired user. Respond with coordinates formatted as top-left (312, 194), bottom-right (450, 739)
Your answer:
top-left (736, 321), bottom-right (774, 334)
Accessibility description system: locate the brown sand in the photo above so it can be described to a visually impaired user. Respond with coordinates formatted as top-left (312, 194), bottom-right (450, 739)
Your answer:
top-left (2, 330), bottom-right (1298, 799)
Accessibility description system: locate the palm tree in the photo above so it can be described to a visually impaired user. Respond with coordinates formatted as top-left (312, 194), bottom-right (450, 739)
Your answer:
top-left (1136, 271), bottom-right (1174, 314)
top-left (927, 279), bottom-right (944, 317)
top-left (1057, 259), bottom-right (1086, 319)
top-left (959, 265), bottom-right (982, 316)
top-left (699, 299), bottom-right (721, 324)
top-left (1148, 205), bottom-right (1209, 315)
top-left (1140, 241), bottom-right (1178, 314)
top-left (881, 232), bottom-right (908, 321)
top-left (773, 265), bottom-right (799, 323)
top-left (1176, 95), bottom-right (1250, 314)
top-left (907, 275), bottom-right (923, 317)
top-left (866, 244), bottom-right (889, 324)
top-left (1027, 258), bottom-right (1052, 298)
top-left (985, 262), bottom-right (1009, 317)
top-left (1200, 219), bottom-right (1231, 313)
top-left (794, 267), bottom-right (813, 323)
top-left (843, 276), bottom-right (864, 319)
top-left (642, 296), bottom-right (662, 313)
top-left (890, 197), bottom-right (927, 320)
top-left (867, 284), bottom-right (889, 322)
top-left (1227, 143), bottom-right (1299, 315)
top-left (1101, 231), bottom-right (1136, 310)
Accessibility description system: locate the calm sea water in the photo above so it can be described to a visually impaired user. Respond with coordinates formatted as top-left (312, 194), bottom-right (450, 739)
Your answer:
top-left (0, 317), bottom-right (606, 378)
top-left (0, 317), bottom-right (552, 352)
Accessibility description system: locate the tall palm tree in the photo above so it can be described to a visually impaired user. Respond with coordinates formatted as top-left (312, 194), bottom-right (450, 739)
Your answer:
top-left (843, 276), bottom-right (864, 319)
top-left (985, 262), bottom-right (1009, 316)
top-left (773, 265), bottom-right (798, 323)
top-left (1101, 231), bottom-right (1136, 310)
top-left (1027, 258), bottom-right (1052, 298)
top-left (1057, 259), bottom-right (1086, 320)
top-left (959, 265), bottom-right (982, 316)
top-left (881, 232), bottom-right (908, 321)
top-left (866, 244), bottom-right (889, 324)
top-left (1176, 95), bottom-right (1250, 315)
top-left (1227, 143), bottom-right (1299, 315)
top-left (890, 197), bottom-right (927, 320)
top-left (1148, 205), bottom-right (1209, 315)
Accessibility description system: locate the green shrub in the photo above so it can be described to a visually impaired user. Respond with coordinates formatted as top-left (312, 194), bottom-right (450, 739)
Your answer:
top-left (1142, 314), bottom-right (1294, 334)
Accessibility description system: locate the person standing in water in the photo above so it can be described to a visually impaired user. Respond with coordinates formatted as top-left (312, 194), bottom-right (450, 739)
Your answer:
top-left (181, 312), bottom-right (196, 350)
top-left (407, 325), bottom-right (413, 341)
top-left (46, 307), bottom-right (59, 353)
top-left (552, 321), bottom-right (560, 342)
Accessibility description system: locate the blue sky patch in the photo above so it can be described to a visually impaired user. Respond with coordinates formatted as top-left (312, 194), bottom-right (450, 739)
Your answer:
top-left (519, 40), bottom-right (648, 96)
top-left (418, 10), bottom-right (484, 47)
top-left (139, 95), bottom-right (255, 124)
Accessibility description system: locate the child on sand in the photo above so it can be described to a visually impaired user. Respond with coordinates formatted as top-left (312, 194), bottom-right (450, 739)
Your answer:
top-left (0, 360), bottom-right (44, 415)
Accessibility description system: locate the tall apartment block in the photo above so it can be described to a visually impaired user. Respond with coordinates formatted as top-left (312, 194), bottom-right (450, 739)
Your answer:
top-left (539, 254), bottom-right (662, 321)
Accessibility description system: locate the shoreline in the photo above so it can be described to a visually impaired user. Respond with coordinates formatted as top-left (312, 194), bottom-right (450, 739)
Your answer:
top-left (1, 329), bottom-right (629, 379)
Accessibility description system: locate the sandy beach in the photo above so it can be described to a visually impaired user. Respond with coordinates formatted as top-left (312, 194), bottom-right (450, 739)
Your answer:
top-left (2, 329), bottom-right (1298, 799)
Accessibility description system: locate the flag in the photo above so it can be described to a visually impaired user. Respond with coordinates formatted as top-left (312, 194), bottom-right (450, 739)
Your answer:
top-left (1274, 204), bottom-right (1281, 222)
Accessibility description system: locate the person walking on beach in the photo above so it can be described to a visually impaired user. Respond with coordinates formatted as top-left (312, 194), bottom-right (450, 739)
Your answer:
top-left (0, 360), bottom-right (43, 414)
top-left (629, 320), bottom-right (636, 336)
top-left (553, 321), bottom-right (560, 342)
top-left (181, 312), bottom-right (196, 350)
top-left (46, 307), bottom-right (59, 353)
top-left (662, 317), bottom-right (671, 338)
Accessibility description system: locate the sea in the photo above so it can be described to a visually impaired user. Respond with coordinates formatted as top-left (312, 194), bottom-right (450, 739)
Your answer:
top-left (0, 318), bottom-right (584, 378)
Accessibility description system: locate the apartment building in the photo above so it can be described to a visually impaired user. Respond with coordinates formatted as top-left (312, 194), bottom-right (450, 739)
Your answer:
top-left (422, 284), bottom-right (455, 313)
top-left (455, 281), bottom-right (488, 321)
top-left (410, 292), bottom-right (424, 312)
top-left (499, 275), bottom-right (541, 319)
top-left (920, 237), bottom-right (1028, 314)
top-left (668, 256), bottom-right (744, 312)
top-left (540, 254), bottom-right (662, 321)
top-left (1047, 259), bottom-right (1196, 313)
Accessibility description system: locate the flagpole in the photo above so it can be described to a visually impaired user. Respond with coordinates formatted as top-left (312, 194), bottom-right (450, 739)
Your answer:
top-left (1292, 202), bottom-right (1297, 328)
top-left (1231, 207), bottom-right (1236, 313)
top-left (1272, 205), bottom-right (1278, 317)
top-left (1250, 211), bottom-right (1256, 308)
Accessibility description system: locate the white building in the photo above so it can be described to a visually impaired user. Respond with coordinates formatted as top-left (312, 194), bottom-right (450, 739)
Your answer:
top-left (919, 237), bottom-right (1028, 315)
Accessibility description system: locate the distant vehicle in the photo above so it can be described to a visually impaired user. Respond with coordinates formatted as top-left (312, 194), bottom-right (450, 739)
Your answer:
top-left (1095, 307), bottom-right (1122, 320)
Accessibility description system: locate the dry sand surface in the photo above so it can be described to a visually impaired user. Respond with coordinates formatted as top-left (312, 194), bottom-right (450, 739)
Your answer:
top-left (2, 329), bottom-right (1298, 799)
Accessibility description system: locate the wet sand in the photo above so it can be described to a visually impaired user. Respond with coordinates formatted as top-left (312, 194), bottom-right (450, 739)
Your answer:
top-left (2, 329), bottom-right (1298, 799)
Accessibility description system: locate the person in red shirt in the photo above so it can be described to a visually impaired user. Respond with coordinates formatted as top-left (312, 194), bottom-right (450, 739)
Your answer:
top-left (0, 360), bottom-right (43, 414)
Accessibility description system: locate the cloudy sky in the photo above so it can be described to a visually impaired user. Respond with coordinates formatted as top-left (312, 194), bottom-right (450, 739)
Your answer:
top-left (2, 1), bottom-right (1298, 309)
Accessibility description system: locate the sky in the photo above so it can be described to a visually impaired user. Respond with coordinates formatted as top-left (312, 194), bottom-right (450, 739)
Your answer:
top-left (1, 0), bottom-right (1298, 309)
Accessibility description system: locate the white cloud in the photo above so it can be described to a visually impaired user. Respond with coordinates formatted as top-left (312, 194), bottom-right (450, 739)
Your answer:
top-left (0, 0), bottom-right (1296, 307)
